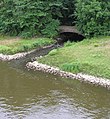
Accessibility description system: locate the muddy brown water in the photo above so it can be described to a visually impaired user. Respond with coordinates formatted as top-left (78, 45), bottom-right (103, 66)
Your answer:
top-left (0, 49), bottom-right (110, 119)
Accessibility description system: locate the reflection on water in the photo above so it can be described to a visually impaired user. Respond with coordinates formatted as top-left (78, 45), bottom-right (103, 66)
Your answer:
top-left (0, 61), bottom-right (110, 119)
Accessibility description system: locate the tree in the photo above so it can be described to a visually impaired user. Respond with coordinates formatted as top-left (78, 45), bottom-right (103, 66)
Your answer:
top-left (75, 0), bottom-right (110, 37)
top-left (0, 0), bottom-right (109, 38)
top-left (0, 0), bottom-right (62, 38)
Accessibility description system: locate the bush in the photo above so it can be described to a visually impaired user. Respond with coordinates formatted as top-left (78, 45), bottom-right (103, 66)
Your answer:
top-left (0, 0), bottom-right (109, 38)
top-left (0, 0), bottom-right (62, 38)
top-left (41, 19), bottom-right (60, 38)
top-left (75, 0), bottom-right (110, 37)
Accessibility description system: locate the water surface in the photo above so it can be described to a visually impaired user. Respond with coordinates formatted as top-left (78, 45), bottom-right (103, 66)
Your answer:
top-left (0, 61), bottom-right (110, 119)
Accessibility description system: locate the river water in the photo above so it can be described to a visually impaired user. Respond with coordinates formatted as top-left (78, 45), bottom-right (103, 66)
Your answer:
top-left (0, 60), bottom-right (110, 119)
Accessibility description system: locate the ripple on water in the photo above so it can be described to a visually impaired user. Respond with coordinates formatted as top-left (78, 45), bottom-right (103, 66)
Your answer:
top-left (0, 61), bottom-right (110, 119)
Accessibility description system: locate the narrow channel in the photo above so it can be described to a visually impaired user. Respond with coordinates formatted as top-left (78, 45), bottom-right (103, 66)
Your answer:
top-left (0, 48), bottom-right (110, 119)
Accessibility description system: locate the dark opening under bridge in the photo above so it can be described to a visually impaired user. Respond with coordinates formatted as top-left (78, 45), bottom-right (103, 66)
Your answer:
top-left (56, 26), bottom-right (85, 44)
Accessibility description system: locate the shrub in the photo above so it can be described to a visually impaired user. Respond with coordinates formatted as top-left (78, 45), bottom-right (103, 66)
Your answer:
top-left (75, 0), bottom-right (110, 37)
top-left (0, 0), bottom-right (62, 38)
top-left (41, 19), bottom-right (60, 38)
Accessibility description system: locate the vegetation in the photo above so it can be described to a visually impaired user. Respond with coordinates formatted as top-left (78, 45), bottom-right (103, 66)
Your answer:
top-left (38, 36), bottom-right (110, 79)
top-left (0, 0), bottom-right (62, 38)
top-left (0, 36), bottom-right (54, 54)
top-left (0, 0), bottom-right (109, 77)
top-left (0, 0), bottom-right (109, 80)
top-left (0, 0), bottom-right (109, 38)
top-left (75, 0), bottom-right (110, 37)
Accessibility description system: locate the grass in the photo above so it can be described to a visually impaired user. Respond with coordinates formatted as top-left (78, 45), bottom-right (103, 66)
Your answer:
top-left (38, 36), bottom-right (110, 79)
top-left (0, 35), bottom-right (54, 54)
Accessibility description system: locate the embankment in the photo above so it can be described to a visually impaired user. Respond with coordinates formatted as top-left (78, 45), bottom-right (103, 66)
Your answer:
top-left (0, 45), bottom-right (55, 61)
top-left (26, 61), bottom-right (110, 89)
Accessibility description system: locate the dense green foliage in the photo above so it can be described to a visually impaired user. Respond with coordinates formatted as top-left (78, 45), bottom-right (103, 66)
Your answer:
top-left (0, 0), bottom-right (109, 38)
top-left (59, 0), bottom-right (75, 25)
top-left (0, 0), bottom-right (62, 38)
top-left (75, 0), bottom-right (110, 37)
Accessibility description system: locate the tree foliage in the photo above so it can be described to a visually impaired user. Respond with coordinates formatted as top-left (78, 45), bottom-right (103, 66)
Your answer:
top-left (75, 0), bottom-right (110, 37)
top-left (58, 0), bottom-right (76, 25)
top-left (0, 0), bottom-right (109, 38)
top-left (0, 0), bottom-right (62, 38)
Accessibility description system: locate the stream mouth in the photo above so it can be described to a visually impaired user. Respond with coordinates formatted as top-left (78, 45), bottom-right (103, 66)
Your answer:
top-left (0, 45), bottom-right (110, 119)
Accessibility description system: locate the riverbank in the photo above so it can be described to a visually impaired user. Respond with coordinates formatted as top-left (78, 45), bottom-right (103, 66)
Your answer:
top-left (0, 36), bottom-right (55, 61)
top-left (0, 44), bottom-right (55, 61)
top-left (26, 61), bottom-right (110, 89)
top-left (0, 36), bottom-right (54, 55)
top-left (38, 36), bottom-right (110, 79)
top-left (1, 35), bottom-right (110, 89)
top-left (25, 37), bottom-right (110, 89)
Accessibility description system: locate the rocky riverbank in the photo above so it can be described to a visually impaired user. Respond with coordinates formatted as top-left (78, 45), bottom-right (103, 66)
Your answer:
top-left (26, 61), bottom-right (110, 89)
top-left (0, 44), bottom-right (55, 61)
top-left (0, 50), bottom-right (36, 61)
